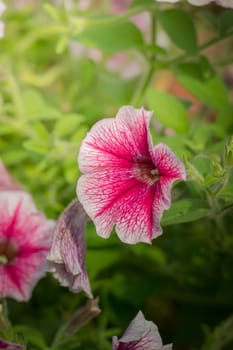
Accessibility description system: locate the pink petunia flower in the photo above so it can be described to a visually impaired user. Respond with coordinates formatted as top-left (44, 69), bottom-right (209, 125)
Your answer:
top-left (0, 161), bottom-right (53, 301)
top-left (112, 311), bottom-right (172, 350)
top-left (0, 337), bottom-right (23, 350)
top-left (77, 106), bottom-right (186, 245)
top-left (47, 199), bottom-right (92, 298)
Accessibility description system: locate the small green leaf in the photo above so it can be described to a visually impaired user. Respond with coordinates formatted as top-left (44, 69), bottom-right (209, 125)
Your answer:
top-left (55, 35), bottom-right (68, 54)
top-left (175, 56), bottom-right (214, 81)
top-left (54, 113), bottom-right (84, 138)
top-left (197, 10), bottom-right (218, 30)
top-left (219, 10), bottom-right (233, 35)
top-left (23, 139), bottom-right (50, 155)
top-left (177, 73), bottom-right (229, 112)
top-left (158, 9), bottom-right (197, 53)
top-left (34, 121), bottom-right (50, 141)
top-left (146, 89), bottom-right (189, 133)
top-left (1, 149), bottom-right (28, 165)
top-left (22, 88), bottom-right (61, 120)
top-left (162, 199), bottom-right (210, 226)
top-left (75, 20), bottom-right (144, 52)
top-left (43, 3), bottom-right (61, 22)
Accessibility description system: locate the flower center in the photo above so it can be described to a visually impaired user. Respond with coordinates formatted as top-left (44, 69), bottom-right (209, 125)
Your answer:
top-left (0, 239), bottom-right (18, 265)
top-left (133, 161), bottom-right (160, 185)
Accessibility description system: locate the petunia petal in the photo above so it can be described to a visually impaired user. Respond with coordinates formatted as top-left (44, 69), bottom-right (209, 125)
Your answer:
top-left (78, 106), bottom-right (153, 174)
top-left (112, 311), bottom-right (172, 350)
top-left (0, 247), bottom-right (49, 301)
top-left (47, 199), bottom-right (92, 298)
top-left (78, 167), bottom-right (158, 244)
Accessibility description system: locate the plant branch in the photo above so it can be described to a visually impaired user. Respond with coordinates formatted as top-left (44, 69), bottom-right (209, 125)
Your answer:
top-left (167, 30), bottom-right (233, 67)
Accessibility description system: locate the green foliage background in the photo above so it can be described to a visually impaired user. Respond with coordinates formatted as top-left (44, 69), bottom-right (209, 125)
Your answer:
top-left (0, 0), bottom-right (233, 349)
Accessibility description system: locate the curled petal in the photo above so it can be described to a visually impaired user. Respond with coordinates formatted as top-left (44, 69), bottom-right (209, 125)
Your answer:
top-left (47, 199), bottom-right (92, 298)
top-left (112, 311), bottom-right (172, 350)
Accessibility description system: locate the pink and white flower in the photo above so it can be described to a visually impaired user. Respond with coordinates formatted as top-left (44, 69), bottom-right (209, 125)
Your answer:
top-left (77, 106), bottom-right (186, 244)
top-left (0, 161), bottom-right (53, 301)
top-left (47, 199), bottom-right (92, 298)
top-left (112, 311), bottom-right (172, 350)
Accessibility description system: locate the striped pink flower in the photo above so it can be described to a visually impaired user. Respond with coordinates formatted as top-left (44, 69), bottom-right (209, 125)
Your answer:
top-left (0, 161), bottom-right (53, 301)
top-left (77, 106), bottom-right (186, 244)
top-left (112, 311), bottom-right (172, 350)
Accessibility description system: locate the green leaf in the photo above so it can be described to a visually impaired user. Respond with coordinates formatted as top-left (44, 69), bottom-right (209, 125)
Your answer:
top-left (23, 139), bottom-right (50, 155)
top-left (158, 9), bottom-right (197, 53)
top-left (176, 73), bottom-right (229, 112)
top-left (54, 113), bottom-right (85, 138)
top-left (1, 149), bottom-right (28, 165)
top-left (34, 121), bottom-right (50, 141)
top-left (146, 89), bottom-right (189, 133)
top-left (55, 35), bottom-right (68, 54)
top-left (86, 250), bottom-right (120, 279)
top-left (197, 10), bottom-right (218, 30)
top-left (130, 0), bottom-right (154, 7)
top-left (216, 105), bottom-right (233, 130)
top-left (219, 10), bottom-right (233, 35)
top-left (175, 56), bottom-right (214, 81)
top-left (22, 88), bottom-right (61, 120)
top-left (75, 20), bottom-right (144, 52)
top-left (43, 3), bottom-right (61, 22)
top-left (162, 199), bottom-right (210, 226)
top-left (13, 326), bottom-right (48, 350)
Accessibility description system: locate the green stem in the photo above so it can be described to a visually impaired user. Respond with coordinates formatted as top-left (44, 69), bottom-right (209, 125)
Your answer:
top-left (0, 298), bottom-right (10, 330)
top-left (132, 64), bottom-right (155, 106)
top-left (206, 189), bottom-right (227, 236)
top-left (132, 8), bottom-right (157, 106)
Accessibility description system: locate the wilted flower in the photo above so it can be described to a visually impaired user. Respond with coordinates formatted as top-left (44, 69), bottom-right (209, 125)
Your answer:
top-left (0, 338), bottom-right (23, 350)
top-left (0, 161), bottom-right (52, 301)
top-left (112, 311), bottom-right (172, 350)
top-left (157, 0), bottom-right (233, 8)
top-left (77, 106), bottom-right (186, 244)
top-left (47, 199), bottom-right (92, 298)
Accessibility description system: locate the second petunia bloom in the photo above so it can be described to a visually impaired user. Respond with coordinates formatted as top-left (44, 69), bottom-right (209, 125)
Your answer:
top-left (0, 161), bottom-right (53, 301)
top-left (77, 106), bottom-right (186, 244)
